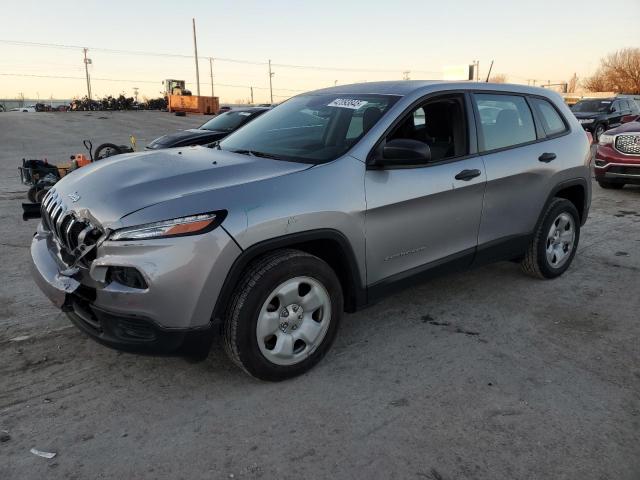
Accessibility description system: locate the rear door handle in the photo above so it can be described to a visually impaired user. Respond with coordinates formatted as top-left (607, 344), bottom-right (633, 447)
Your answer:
top-left (455, 169), bottom-right (481, 181)
top-left (538, 152), bottom-right (556, 163)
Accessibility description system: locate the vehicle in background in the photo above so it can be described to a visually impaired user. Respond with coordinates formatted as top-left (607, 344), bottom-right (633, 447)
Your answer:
top-left (30, 81), bottom-right (591, 380)
top-left (10, 105), bottom-right (36, 112)
top-left (146, 107), bottom-right (269, 149)
top-left (571, 96), bottom-right (640, 141)
top-left (594, 121), bottom-right (640, 189)
top-left (217, 106), bottom-right (233, 114)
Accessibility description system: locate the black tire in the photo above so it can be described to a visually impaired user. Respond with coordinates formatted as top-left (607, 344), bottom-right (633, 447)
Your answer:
top-left (593, 124), bottom-right (606, 142)
top-left (34, 188), bottom-right (49, 203)
top-left (223, 249), bottom-right (343, 381)
top-left (27, 186), bottom-right (38, 203)
top-left (597, 180), bottom-right (624, 190)
top-left (521, 198), bottom-right (580, 279)
top-left (93, 143), bottom-right (123, 160)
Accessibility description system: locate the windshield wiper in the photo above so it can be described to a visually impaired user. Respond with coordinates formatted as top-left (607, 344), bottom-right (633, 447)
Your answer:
top-left (229, 149), bottom-right (281, 160)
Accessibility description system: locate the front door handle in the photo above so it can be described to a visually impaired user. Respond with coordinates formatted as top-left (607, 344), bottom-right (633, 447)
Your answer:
top-left (455, 169), bottom-right (481, 181)
top-left (538, 152), bottom-right (556, 163)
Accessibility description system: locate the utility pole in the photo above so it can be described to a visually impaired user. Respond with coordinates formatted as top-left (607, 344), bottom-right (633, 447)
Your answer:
top-left (133, 87), bottom-right (139, 103)
top-left (268, 59), bottom-right (274, 104)
top-left (192, 18), bottom-right (201, 97)
top-left (209, 57), bottom-right (214, 98)
top-left (250, 86), bottom-right (254, 104)
top-left (83, 48), bottom-right (92, 102)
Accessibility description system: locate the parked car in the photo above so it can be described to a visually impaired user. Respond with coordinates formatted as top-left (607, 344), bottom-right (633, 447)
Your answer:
top-left (30, 81), bottom-right (591, 380)
top-left (218, 106), bottom-right (233, 114)
top-left (594, 121), bottom-right (640, 189)
top-left (571, 96), bottom-right (640, 141)
top-left (10, 105), bottom-right (36, 112)
top-left (146, 108), bottom-right (269, 149)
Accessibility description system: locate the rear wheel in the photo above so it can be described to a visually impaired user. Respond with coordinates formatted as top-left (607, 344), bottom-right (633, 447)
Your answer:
top-left (223, 249), bottom-right (342, 381)
top-left (521, 198), bottom-right (580, 279)
top-left (597, 180), bottom-right (624, 190)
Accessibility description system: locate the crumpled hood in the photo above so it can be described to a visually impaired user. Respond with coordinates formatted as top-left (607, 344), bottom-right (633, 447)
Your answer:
top-left (51, 146), bottom-right (311, 227)
top-left (148, 129), bottom-right (225, 148)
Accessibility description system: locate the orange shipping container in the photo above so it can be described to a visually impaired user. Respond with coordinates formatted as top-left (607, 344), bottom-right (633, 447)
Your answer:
top-left (168, 95), bottom-right (219, 114)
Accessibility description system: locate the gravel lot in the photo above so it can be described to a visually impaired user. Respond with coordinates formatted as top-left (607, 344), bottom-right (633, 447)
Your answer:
top-left (1, 111), bottom-right (639, 480)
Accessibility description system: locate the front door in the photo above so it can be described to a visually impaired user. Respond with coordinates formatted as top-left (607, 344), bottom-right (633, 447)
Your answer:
top-left (364, 93), bottom-right (486, 285)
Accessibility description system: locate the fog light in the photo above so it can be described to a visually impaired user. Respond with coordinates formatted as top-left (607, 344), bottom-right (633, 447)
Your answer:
top-left (108, 267), bottom-right (148, 289)
top-left (594, 159), bottom-right (606, 167)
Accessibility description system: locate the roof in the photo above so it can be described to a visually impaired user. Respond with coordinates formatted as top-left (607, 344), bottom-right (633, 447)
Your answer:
top-left (306, 80), bottom-right (561, 99)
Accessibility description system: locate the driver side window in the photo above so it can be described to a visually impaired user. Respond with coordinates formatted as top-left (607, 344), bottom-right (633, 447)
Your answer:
top-left (387, 95), bottom-right (468, 163)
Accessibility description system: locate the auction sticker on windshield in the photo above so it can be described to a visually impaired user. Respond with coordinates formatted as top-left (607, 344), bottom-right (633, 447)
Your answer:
top-left (327, 99), bottom-right (368, 109)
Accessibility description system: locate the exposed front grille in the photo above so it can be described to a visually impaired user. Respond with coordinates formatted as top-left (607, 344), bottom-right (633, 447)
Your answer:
top-left (41, 189), bottom-right (103, 266)
top-left (615, 134), bottom-right (640, 155)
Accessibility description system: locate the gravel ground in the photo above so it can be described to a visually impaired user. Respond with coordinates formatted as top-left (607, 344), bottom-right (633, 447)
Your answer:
top-left (0, 111), bottom-right (639, 480)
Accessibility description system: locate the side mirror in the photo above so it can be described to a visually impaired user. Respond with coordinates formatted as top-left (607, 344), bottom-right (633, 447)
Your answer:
top-left (375, 139), bottom-right (431, 166)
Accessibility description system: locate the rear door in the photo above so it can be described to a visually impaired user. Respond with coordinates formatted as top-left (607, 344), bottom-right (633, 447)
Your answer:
top-left (471, 92), bottom-right (568, 258)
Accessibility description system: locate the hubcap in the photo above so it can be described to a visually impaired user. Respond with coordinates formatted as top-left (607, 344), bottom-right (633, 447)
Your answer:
top-left (256, 276), bottom-right (331, 366)
top-left (546, 212), bottom-right (575, 268)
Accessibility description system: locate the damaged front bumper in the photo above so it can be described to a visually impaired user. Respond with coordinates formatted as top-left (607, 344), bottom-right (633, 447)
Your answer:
top-left (30, 223), bottom-right (241, 353)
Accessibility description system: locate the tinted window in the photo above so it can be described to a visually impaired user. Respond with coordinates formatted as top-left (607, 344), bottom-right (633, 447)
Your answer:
top-left (530, 98), bottom-right (567, 136)
top-left (200, 110), bottom-right (261, 132)
top-left (387, 95), bottom-right (467, 162)
top-left (474, 94), bottom-right (536, 151)
top-left (220, 94), bottom-right (398, 163)
top-left (571, 100), bottom-right (612, 113)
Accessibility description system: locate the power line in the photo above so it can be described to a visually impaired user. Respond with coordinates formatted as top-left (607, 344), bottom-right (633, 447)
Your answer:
top-left (0, 72), bottom-right (305, 93)
top-left (0, 38), bottom-right (441, 75)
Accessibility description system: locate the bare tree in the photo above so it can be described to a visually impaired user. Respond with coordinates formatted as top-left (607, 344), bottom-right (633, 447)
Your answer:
top-left (567, 73), bottom-right (578, 93)
top-left (583, 48), bottom-right (640, 93)
top-left (489, 74), bottom-right (507, 83)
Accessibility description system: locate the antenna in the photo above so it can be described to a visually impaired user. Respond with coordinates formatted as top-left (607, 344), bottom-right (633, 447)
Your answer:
top-left (485, 60), bottom-right (494, 82)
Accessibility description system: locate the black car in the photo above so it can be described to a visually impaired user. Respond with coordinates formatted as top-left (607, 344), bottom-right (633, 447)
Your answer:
top-left (146, 107), bottom-right (269, 149)
top-left (571, 96), bottom-right (640, 141)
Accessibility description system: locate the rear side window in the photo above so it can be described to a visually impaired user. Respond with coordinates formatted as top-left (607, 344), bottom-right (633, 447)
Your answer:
top-left (473, 94), bottom-right (536, 151)
top-left (530, 97), bottom-right (568, 137)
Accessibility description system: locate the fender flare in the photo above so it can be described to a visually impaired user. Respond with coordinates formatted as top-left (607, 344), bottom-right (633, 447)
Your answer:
top-left (537, 177), bottom-right (590, 230)
top-left (212, 228), bottom-right (366, 323)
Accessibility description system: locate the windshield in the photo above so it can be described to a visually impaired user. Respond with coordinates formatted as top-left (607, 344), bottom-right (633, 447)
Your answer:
top-left (219, 93), bottom-right (399, 163)
top-left (200, 111), bottom-right (258, 131)
top-left (572, 100), bottom-right (612, 113)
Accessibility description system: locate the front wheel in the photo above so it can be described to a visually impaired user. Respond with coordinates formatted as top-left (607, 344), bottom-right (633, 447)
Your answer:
top-left (521, 198), bottom-right (580, 279)
top-left (223, 249), bottom-right (343, 381)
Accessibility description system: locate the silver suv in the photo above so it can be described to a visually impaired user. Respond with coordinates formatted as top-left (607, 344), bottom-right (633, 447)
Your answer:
top-left (30, 81), bottom-right (592, 380)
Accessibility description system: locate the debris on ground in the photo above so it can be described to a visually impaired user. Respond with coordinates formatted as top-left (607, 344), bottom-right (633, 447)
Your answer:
top-left (9, 335), bottom-right (30, 342)
top-left (30, 448), bottom-right (57, 459)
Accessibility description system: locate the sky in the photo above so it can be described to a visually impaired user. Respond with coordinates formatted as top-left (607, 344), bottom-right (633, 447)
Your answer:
top-left (1, 0), bottom-right (639, 103)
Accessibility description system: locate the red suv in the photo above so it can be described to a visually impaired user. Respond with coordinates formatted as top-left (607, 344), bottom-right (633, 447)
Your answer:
top-left (594, 120), bottom-right (640, 189)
